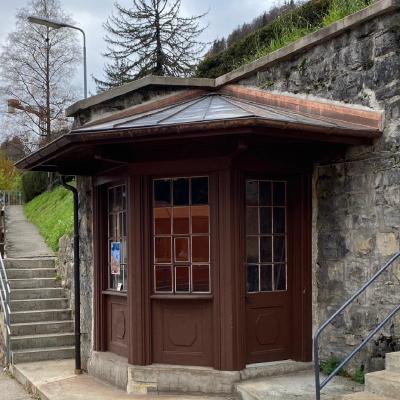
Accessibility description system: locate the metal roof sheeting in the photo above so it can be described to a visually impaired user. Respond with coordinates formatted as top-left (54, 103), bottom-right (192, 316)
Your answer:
top-left (74, 93), bottom-right (375, 134)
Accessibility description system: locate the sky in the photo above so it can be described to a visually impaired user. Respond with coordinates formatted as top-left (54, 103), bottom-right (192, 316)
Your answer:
top-left (0, 0), bottom-right (278, 97)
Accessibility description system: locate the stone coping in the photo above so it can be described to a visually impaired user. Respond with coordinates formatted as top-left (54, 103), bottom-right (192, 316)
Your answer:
top-left (65, 0), bottom-right (399, 118)
top-left (215, 0), bottom-right (400, 86)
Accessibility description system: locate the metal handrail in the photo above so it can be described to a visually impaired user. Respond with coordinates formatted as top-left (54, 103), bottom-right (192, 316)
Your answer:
top-left (314, 250), bottom-right (400, 400)
top-left (0, 245), bottom-right (11, 365)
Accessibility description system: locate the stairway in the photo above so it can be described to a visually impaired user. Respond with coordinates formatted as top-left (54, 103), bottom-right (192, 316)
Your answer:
top-left (6, 257), bottom-right (75, 364)
top-left (341, 352), bottom-right (400, 400)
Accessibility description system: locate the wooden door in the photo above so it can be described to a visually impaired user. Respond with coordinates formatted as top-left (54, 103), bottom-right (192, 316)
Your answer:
top-left (150, 176), bottom-right (214, 366)
top-left (245, 179), bottom-right (292, 363)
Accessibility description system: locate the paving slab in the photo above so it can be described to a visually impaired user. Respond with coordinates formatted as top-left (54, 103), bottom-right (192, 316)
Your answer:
top-left (0, 371), bottom-right (32, 400)
top-left (5, 205), bottom-right (54, 258)
top-left (235, 370), bottom-right (363, 400)
top-left (12, 359), bottom-right (232, 400)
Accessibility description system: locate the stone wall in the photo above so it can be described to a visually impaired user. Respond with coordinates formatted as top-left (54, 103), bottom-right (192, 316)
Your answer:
top-left (55, 176), bottom-right (93, 371)
top-left (238, 10), bottom-right (400, 371)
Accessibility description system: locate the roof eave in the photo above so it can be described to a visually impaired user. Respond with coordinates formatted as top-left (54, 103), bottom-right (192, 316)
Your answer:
top-left (15, 118), bottom-right (381, 172)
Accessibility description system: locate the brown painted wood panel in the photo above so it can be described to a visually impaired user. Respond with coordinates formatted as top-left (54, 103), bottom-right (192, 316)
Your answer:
top-left (106, 295), bottom-right (129, 357)
top-left (151, 299), bottom-right (213, 366)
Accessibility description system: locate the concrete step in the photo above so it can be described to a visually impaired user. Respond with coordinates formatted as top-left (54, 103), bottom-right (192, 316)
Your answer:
top-left (11, 309), bottom-right (72, 324)
top-left (11, 288), bottom-right (65, 300)
top-left (11, 298), bottom-right (69, 312)
top-left (234, 371), bottom-right (362, 400)
top-left (12, 345), bottom-right (75, 364)
top-left (5, 258), bottom-right (56, 269)
top-left (8, 278), bottom-right (61, 289)
top-left (341, 392), bottom-right (394, 399)
top-left (6, 268), bottom-right (56, 279)
top-left (385, 352), bottom-right (400, 373)
top-left (10, 320), bottom-right (74, 336)
top-left (365, 370), bottom-right (400, 398)
top-left (10, 332), bottom-right (75, 350)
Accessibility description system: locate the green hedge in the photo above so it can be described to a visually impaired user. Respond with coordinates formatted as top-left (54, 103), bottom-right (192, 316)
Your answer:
top-left (196, 0), bottom-right (372, 78)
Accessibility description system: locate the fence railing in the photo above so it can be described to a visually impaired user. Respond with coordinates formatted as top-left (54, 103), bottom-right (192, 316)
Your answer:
top-left (0, 238), bottom-right (11, 365)
top-left (313, 251), bottom-right (400, 400)
top-left (0, 191), bottom-right (23, 206)
top-left (0, 207), bottom-right (4, 257)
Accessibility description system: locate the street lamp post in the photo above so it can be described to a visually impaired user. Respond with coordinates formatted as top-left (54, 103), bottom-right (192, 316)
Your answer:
top-left (27, 16), bottom-right (87, 99)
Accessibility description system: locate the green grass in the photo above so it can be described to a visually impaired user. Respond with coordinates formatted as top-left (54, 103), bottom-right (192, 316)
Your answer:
top-left (24, 184), bottom-right (73, 252)
top-left (196, 0), bottom-right (373, 78)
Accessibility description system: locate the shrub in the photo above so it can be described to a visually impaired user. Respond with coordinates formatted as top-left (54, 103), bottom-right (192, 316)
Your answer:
top-left (21, 171), bottom-right (49, 202)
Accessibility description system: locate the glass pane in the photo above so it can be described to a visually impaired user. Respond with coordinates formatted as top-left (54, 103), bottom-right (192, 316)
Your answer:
top-left (260, 265), bottom-right (273, 291)
top-left (192, 236), bottom-right (209, 263)
top-left (115, 186), bottom-right (123, 210)
top-left (173, 178), bottom-right (189, 206)
top-left (154, 179), bottom-right (171, 207)
top-left (274, 264), bottom-right (286, 291)
top-left (191, 177), bottom-right (208, 205)
top-left (191, 206), bottom-right (209, 234)
top-left (173, 207), bottom-right (190, 234)
top-left (273, 182), bottom-right (286, 206)
top-left (119, 212), bottom-right (126, 237)
top-left (122, 238), bottom-right (127, 264)
top-left (247, 265), bottom-right (259, 292)
top-left (123, 264), bottom-right (128, 291)
top-left (260, 207), bottom-right (272, 234)
top-left (274, 236), bottom-right (286, 263)
top-left (192, 265), bottom-right (210, 292)
top-left (155, 265), bottom-right (172, 292)
top-left (273, 207), bottom-right (286, 234)
top-left (260, 181), bottom-right (272, 206)
top-left (108, 214), bottom-right (115, 238)
top-left (175, 237), bottom-right (189, 262)
top-left (260, 236), bottom-right (272, 262)
top-left (246, 236), bottom-right (259, 263)
top-left (246, 181), bottom-right (258, 205)
top-left (108, 188), bottom-right (115, 213)
top-left (122, 186), bottom-right (126, 209)
top-left (175, 266), bottom-right (190, 292)
top-left (154, 237), bottom-right (171, 263)
top-left (154, 207), bottom-right (171, 235)
top-left (246, 207), bottom-right (258, 235)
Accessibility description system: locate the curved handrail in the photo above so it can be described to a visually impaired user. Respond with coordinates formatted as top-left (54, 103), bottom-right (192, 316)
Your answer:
top-left (314, 250), bottom-right (400, 400)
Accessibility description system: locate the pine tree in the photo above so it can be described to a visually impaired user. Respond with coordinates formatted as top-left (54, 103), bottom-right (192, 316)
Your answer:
top-left (94, 0), bottom-right (207, 92)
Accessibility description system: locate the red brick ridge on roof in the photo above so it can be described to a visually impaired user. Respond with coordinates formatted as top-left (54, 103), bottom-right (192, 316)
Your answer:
top-left (220, 85), bottom-right (383, 131)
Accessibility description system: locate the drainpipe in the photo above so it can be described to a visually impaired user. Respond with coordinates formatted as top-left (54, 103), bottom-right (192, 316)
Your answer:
top-left (61, 176), bottom-right (82, 374)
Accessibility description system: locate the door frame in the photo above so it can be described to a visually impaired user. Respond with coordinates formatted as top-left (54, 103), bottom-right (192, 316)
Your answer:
top-left (236, 170), bottom-right (312, 364)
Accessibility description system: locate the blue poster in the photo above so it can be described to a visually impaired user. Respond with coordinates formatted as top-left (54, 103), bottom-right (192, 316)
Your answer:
top-left (110, 241), bottom-right (121, 275)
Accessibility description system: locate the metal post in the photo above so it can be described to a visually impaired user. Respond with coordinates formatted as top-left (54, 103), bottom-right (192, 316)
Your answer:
top-left (61, 177), bottom-right (81, 374)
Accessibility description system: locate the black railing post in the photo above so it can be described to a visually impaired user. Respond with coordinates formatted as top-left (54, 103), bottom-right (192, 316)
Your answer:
top-left (61, 177), bottom-right (81, 374)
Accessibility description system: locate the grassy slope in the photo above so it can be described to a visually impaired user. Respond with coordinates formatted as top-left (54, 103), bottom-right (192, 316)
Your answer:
top-left (24, 185), bottom-right (73, 252)
top-left (196, 0), bottom-right (373, 78)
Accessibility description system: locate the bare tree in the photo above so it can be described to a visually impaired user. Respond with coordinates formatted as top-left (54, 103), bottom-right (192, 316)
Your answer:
top-left (0, 0), bottom-right (81, 148)
top-left (94, 0), bottom-right (207, 92)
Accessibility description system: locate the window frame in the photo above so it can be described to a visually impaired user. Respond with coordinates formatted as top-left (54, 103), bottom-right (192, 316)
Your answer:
top-left (152, 176), bottom-right (212, 295)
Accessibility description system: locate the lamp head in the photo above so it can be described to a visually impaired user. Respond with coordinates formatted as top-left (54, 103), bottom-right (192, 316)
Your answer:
top-left (27, 16), bottom-right (68, 29)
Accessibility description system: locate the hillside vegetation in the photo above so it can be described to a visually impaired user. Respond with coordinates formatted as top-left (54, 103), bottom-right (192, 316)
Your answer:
top-left (196, 0), bottom-right (373, 78)
top-left (24, 185), bottom-right (73, 252)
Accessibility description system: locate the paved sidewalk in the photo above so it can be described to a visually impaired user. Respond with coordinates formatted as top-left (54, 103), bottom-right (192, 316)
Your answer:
top-left (5, 205), bottom-right (54, 258)
top-left (12, 359), bottom-right (231, 400)
top-left (0, 371), bottom-right (33, 400)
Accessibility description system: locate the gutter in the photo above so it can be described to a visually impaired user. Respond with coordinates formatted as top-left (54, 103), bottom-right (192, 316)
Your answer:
top-left (61, 177), bottom-right (82, 375)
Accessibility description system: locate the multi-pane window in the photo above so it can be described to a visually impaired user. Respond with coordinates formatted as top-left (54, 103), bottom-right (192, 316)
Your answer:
top-left (153, 177), bottom-right (211, 294)
top-left (246, 180), bottom-right (287, 293)
top-left (108, 185), bottom-right (127, 291)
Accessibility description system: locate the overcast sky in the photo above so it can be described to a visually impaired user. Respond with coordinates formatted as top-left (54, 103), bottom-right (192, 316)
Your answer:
top-left (0, 0), bottom-right (277, 97)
